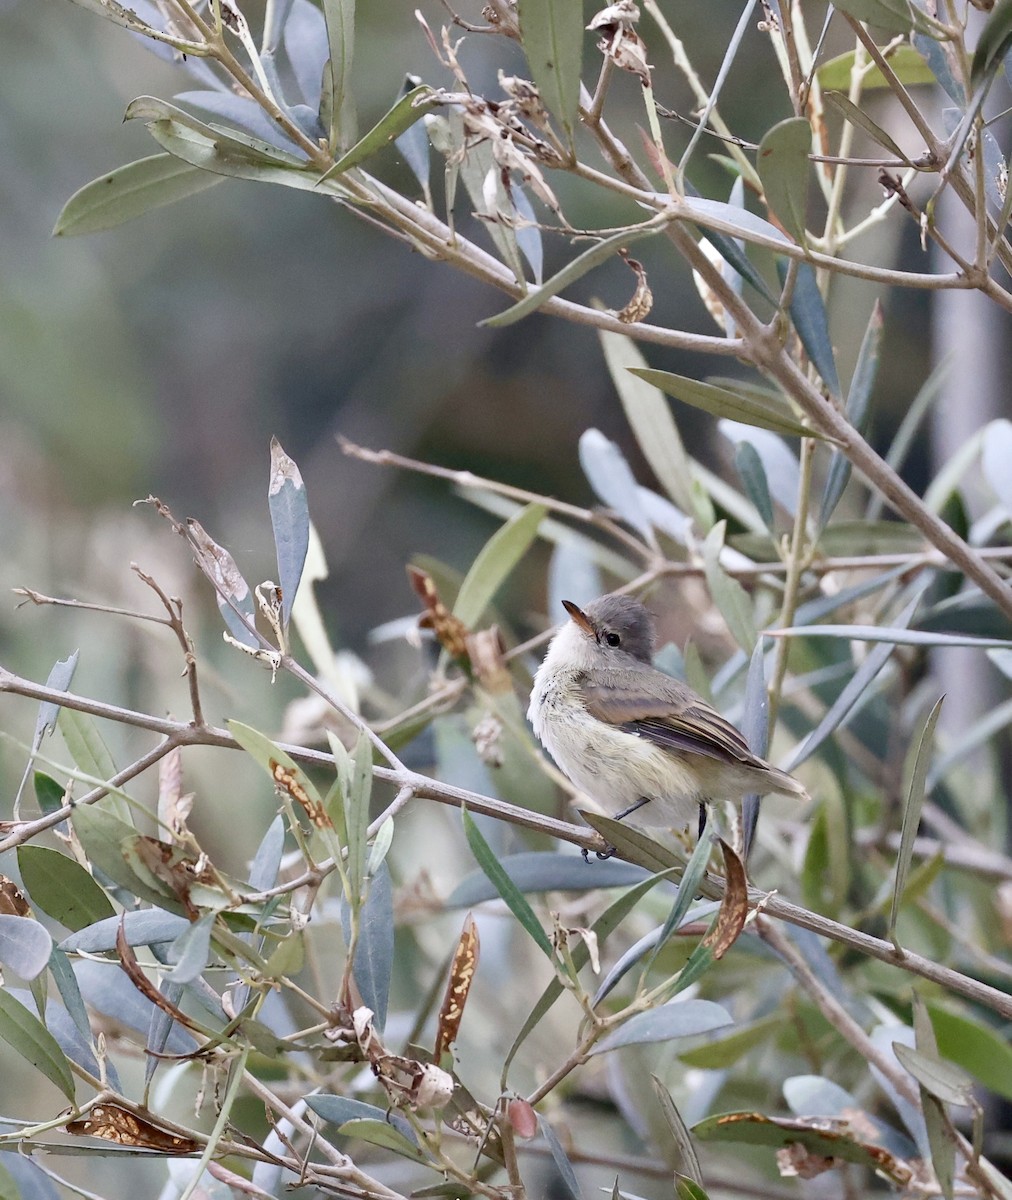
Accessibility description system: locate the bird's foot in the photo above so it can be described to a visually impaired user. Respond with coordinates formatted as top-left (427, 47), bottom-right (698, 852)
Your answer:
top-left (582, 843), bottom-right (617, 863)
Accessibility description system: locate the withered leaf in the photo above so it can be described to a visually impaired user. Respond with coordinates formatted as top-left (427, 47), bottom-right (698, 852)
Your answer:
top-left (66, 1103), bottom-right (199, 1154)
top-left (617, 253), bottom-right (653, 324)
top-left (435, 914), bottom-right (480, 1060)
top-left (701, 839), bottom-right (749, 960)
top-left (0, 875), bottom-right (31, 917)
top-left (408, 566), bottom-right (471, 665)
top-left (269, 758), bottom-right (332, 829)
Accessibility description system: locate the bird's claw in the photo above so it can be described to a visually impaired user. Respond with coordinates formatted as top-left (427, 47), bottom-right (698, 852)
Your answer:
top-left (582, 843), bottom-right (617, 863)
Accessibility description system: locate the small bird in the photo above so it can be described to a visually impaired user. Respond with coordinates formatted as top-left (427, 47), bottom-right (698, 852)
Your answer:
top-left (528, 593), bottom-right (806, 852)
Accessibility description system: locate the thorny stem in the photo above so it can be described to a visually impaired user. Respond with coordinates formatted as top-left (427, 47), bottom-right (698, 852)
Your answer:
top-left (2, 666), bottom-right (1010, 1018)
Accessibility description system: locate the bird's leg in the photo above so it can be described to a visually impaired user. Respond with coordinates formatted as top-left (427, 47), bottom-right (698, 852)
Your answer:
top-left (613, 795), bottom-right (652, 822)
top-left (697, 803), bottom-right (707, 839)
top-left (583, 796), bottom-right (653, 863)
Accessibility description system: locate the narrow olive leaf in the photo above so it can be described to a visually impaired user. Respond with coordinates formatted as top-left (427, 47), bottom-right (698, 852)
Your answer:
top-left (48, 944), bottom-right (94, 1045)
top-left (598, 329), bottom-right (697, 516)
top-left (308, 1094), bottom-right (418, 1142)
top-left (630, 369), bottom-right (830, 440)
top-left (34, 771), bottom-right (67, 817)
top-left (481, 224), bottom-right (663, 327)
top-left (517, 0), bottom-right (583, 143)
top-left (887, 695), bottom-right (944, 944)
top-left (345, 733), bottom-right (373, 907)
top-left (579, 430), bottom-right (655, 545)
top-left (0, 988), bottom-right (75, 1100)
top-left (703, 523), bottom-right (756, 651)
top-left (771, 625), bottom-right (1012, 649)
top-left (756, 117), bottom-right (811, 244)
top-left (781, 592), bottom-right (921, 772)
top-left (317, 85), bottom-right (438, 183)
top-left (823, 92), bottom-right (912, 162)
top-left (342, 862), bottom-right (394, 1031)
top-left (461, 807), bottom-right (553, 958)
top-left (676, 1180), bottom-right (711, 1200)
top-left (454, 502), bottom-right (547, 628)
top-left (448, 853), bottom-right (646, 904)
top-left (971, 0), bottom-right (1012, 93)
top-left (163, 912), bottom-right (214, 984)
top-left (17, 846), bottom-right (116, 932)
top-left (268, 437), bottom-right (309, 630)
top-left (593, 904), bottom-right (719, 1006)
top-left (0, 917), bottom-right (53, 981)
top-left (816, 45), bottom-right (934, 90)
top-left (337, 1119), bottom-right (429, 1164)
top-left (126, 95), bottom-right (308, 164)
top-left (248, 814), bottom-right (286, 892)
top-left (61, 910), bottom-right (191, 952)
top-left (53, 153), bottom-right (225, 237)
top-left (831, 0), bottom-right (916, 34)
top-left (679, 191), bottom-right (786, 297)
top-left (590, 999), bottom-right (732, 1054)
top-left (321, 0), bottom-right (356, 149)
top-left (186, 519), bottom-right (258, 647)
top-left (734, 442), bottom-right (774, 531)
top-left (922, 1092), bottom-right (956, 1200)
top-left (780, 260), bottom-right (840, 398)
top-left (395, 74), bottom-right (431, 195)
top-left (820, 300), bottom-right (882, 530)
top-left (501, 867), bottom-right (678, 1084)
top-left (649, 833), bottom-right (716, 966)
top-left (893, 1042), bottom-right (975, 1107)
top-left (740, 638), bottom-right (770, 857)
top-left (537, 1114), bottom-right (583, 1200)
top-left (13, 655), bottom-right (78, 816)
top-left (651, 1075), bottom-right (703, 1186)
top-left (57, 705), bottom-right (116, 783)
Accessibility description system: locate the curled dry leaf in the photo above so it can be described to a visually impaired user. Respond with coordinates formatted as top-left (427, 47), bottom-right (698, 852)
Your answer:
top-left (131, 835), bottom-right (216, 920)
top-left (0, 875), bottom-right (31, 917)
top-left (408, 565), bottom-right (471, 664)
top-left (701, 839), bottom-right (748, 960)
top-left (617, 253), bottom-right (653, 323)
top-left (472, 712), bottom-right (505, 767)
top-left (115, 920), bottom-right (201, 1033)
top-left (435, 913), bottom-right (480, 1059)
top-left (466, 626), bottom-right (511, 693)
top-left (66, 1102), bottom-right (200, 1155)
top-left (590, 3), bottom-right (650, 86)
top-left (339, 1004), bottom-right (455, 1110)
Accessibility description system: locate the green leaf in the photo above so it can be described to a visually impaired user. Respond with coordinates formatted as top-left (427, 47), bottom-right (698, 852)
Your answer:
top-left (929, 1005), bottom-right (1012, 1102)
top-left (345, 733), bottom-right (373, 907)
top-left (338, 1118), bottom-right (430, 1163)
top-left (228, 720), bottom-right (327, 813)
top-left (971, 0), bottom-right (1012, 93)
top-left (823, 92), bottom-right (912, 163)
top-left (703, 522), bottom-right (756, 651)
top-left (454, 503), bottom-right (547, 628)
top-left (887, 695), bottom-right (944, 943)
top-left (307, 1094), bottom-right (417, 1142)
top-left (71, 806), bottom-right (181, 912)
top-left (461, 807), bottom-right (553, 957)
top-left (342, 862), bottom-right (393, 1031)
top-left (676, 1180), bottom-right (711, 1200)
top-left (771, 625), bottom-right (1012, 649)
top-left (599, 329), bottom-right (697, 518)
top-left (819, 300), bottom-right (882, 529)
top-left (756, 117), bottom-right (811, 244)
top-left (517, 0), bottom-right (583, 142)
top-left (317, 85), bottom-right (438, 182)
top-left (57, 706), bottom-right (117, 782)
top-left (321, 0), bottom-right (356, 149)
top-left (816, 45), bottom-right (934, 91)
top-left (34, 771), bottom-right (67, 817)
top-left (649, 833), bottom-right (716, 966)
top-left (579, 429), bottom-right (654, 545)
top-left (630, 369), bottom-right (829, 440)
top-left (53, 153), bottom-right (226, 237)
top-left (678, 1013), bottom-right (782, 1069)
top-left (537, 1114), bottom-right (583, 1200)
top-left (735, 441), bottom-right (775, 530)
top-left (893, 1041), bottom-right (975, 1106)
top-left (590, 999), bottom-right (732, 1054)
top-left (651, 1075), bottom-right (703, 1185)
top-left (17, 846), bottom-right (115, 932)
top-left (482, 225), bottom-right (663, 327)
top-left (782, 260), bottom-right (840, 398)
top-left (922, 1092), bottom-right (955, 1200)
top-left (0, 988), bottom-right (75, 1100)
top-left (0, 917), bottom-right (52, 980)
top-left (830, 0), bottom-right (916, 34)
top-left (268, 437), bottom-right (309, 630)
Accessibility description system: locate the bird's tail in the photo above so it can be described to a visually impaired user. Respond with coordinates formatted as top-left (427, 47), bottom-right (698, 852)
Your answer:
top-left (766, 765), bottom-right (809, 801)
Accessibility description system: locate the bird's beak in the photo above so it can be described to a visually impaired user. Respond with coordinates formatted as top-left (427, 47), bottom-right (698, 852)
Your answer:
top-left (562, 599), bottom-right (595, 638)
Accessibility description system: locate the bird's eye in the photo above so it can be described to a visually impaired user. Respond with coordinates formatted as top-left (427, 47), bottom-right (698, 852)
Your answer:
top-left (604, 631), bottom-right (621, 647)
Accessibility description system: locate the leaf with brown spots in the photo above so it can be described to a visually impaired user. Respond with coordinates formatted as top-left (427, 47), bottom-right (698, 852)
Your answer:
top-left (408, 566), bottom-right (471, 665)
top-left (435, 914), bottom-right (480, 1060)
top-left (270, 758), bottom-right (332, 829)
top-left (66, 1102), bottom-right (199, 1154)
top-left (0, 875), bottom-right (31, 917)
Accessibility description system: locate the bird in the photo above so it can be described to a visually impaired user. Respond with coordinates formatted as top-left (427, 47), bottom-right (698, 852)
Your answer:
top-left (528, 593), bottom-right (806, 855)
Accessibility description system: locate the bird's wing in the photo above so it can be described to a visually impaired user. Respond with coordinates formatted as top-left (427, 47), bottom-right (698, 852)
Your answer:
top-left (579, 670), bottom-right (758, 766)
